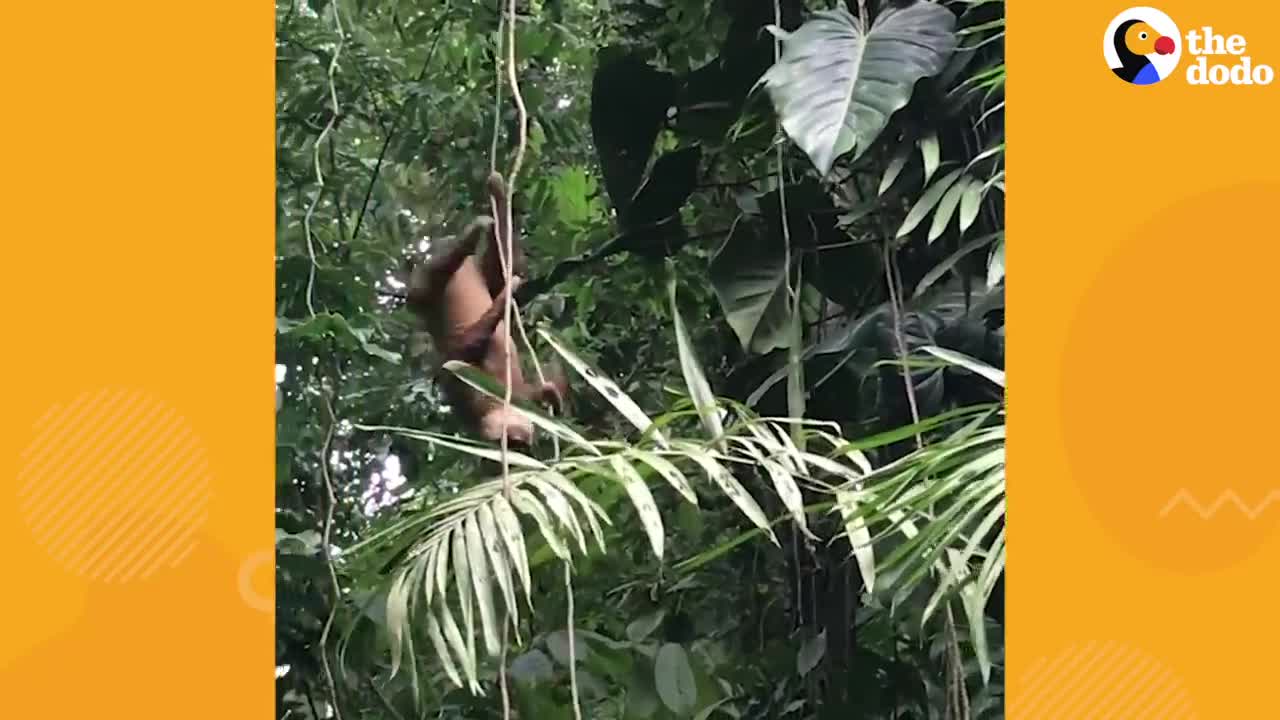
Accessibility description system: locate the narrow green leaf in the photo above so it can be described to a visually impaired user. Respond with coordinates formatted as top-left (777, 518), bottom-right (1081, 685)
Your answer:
top-left (669, 275), bottom-right (725, 445)
top-left (491, 495), bottom-right (533, 604)
top-left (477, 503), bottom-right (519, 628)
top-left (539, 330), bottom-right (667, 447)
top-left (612, 456), bottom-right (665, 560)
top-left (920, 131), bottom-right (941, 183)
top-left (675, 442), bottom-right (778, 546)
top-left (510, 488), bottom-right (571, 562)
top-left (629, 449), bottom-right (698, 506)
top-left (929, 174), bottom-right (970, 242)
top-left (464, 515), bottom-right (502, 657)
top-left (922, 345), bottom-right (1005, 388)
top-left (426, 611), bottom-right (464, 689)
top-left (987, 235), bottom-right (1005, 288)
top-left (959, 179), bottom-right (985, 233)
top-left (386, 571), bottom-right (410, 678)
top-left (524, 477), bottom-right (589, 555)
top-left (913, 232), bottom-right (1002, 298)
top-left (835, 490), bottom-right (876, 592)
top-left (880, 142), bottom-right (912, 195)
top-left (897, 168), bottom-right (964, 238)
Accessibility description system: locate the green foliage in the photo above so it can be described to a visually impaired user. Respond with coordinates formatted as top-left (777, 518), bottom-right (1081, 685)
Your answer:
top-left (276, 0), bottom-right (1006, 718)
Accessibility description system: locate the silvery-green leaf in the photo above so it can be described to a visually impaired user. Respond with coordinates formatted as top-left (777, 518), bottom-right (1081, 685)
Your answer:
top-left (922, 345), bottom-right (1004, 388)
top-left (437, 596), bottom-right (478, 691)
top-left (535, 471), bottom-right (613, 551)
top-left (386, 571), bottom-right (410, 678)
top-left (629, 449), bottom-right (698, 506)
top-left (464, 514), bottom-right (502, 657)
top-left (446, 529), bottom-right (477, 667)
top-left (426, 611), bottom-right (464, 689)
top-left (524, 478), bottom-right (589, 554)
top-left (611, 456), bottom-right (665, 560)
top-left (959, 175), bottom-right (986, 233)
top-left (929, 173), bottom-right (971, 242)
top-left (676, 442), bottom-right (778, 546)
top-left (760, 4), bottom-right (958, 175)
top-left (538, 330), bottom-right (667, 447)
top-left (835, 490), bottom-right (876, 593)
top-left (670, 275), bottom-right (726, 444)
top-left (477, 503), bottom-right (519, 628)
top-left (898, 168), bottom-right (964, 238)
top-left (491, 494), bottom-right (533, 603)
top-left (510, 488), bottom-right (571, 562)
top-left (626, 609), bottom-right (667, 643)
top-left (987, 234), bottom-right (1005, 288)
top-left (879, 142), bottom-right (912, 195)
top-left (920, 131), bottom-right (941, 183)
top-left (739, 440), bottom-right (811, 539)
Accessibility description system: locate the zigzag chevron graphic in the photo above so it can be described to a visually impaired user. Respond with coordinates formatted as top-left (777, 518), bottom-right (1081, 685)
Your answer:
top-left (1158, 489), bottom-right (1280, 519)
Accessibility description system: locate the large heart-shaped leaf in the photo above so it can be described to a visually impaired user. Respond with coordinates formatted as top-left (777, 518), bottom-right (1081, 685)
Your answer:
top-left (709, 218), bottom-right (791, 354)
top-left (761, 3), bottom-right (958, 175)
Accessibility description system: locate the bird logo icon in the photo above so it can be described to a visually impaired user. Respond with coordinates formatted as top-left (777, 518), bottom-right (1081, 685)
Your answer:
top-left (1105, 8), bottom-right (1182, 85)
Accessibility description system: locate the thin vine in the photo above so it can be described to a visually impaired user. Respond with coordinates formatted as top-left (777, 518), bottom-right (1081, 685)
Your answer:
top-left (303, 2), bottom-right (346, 319)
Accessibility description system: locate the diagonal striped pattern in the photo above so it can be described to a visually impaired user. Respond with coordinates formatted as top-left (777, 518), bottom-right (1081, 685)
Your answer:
top-left (16, 388), bottom-right (213, 582)
top-left (1012, 641), bottom-right (1198, 719)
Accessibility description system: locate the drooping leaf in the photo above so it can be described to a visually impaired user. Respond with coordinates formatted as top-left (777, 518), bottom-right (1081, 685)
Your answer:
top-left (464, 514), bottom-right (502, 657)
top-left (629, 449), bottom-right (698, 506)
top-left (879, 141), bottom-right (912, 195)
top-left (491, 495), bottom-right (533, 604)
top-left (929, 174), bottom-right (971, 242)
top-left (709, 217), bottom-right (791, 354)
top-left (987, 235), bottom-right (1005, 288)
top-left (612, 456), bottom-right (665, 560)
top-left (898, 168), bottom-right (964, 238)
top-left (476, 503), bottom-right (519, 627)
top-left (539, 330), bottom-right (668, 448)
top-left (669, 274), bottom-right (726, 444)
top-left (835, 490), bottom-right (877, 592)
top-left (676, 442), bottom-right (779, 546)
top-left (920, 131), bottom-right (941, 183)
top-left (760, 4), bottom-right (958, 175)
top-left (922, 345), bottom-right (1005, 388)
top-left (797, 630), bottom-right (827, 676)
top-left (510, 488), bottom-right (572, 562)
top-left (959, 178), bottom-right (986, 233)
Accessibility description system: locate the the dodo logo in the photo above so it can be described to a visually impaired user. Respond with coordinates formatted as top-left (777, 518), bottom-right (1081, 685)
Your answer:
top-left (1105, 8), bottom-right (1180, 85)
top-left (1106, 7), bottom-right (1275, 86)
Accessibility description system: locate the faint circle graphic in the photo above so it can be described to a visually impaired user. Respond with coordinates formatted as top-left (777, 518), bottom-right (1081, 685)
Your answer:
top-left (15, 388), bottom-right (213, 582)
top-left (1012, 641), bottom-right (1197, 718)
top-left (238, 549), bottom-right (274, 613)
top-left (1061, 183), bottom-right (1280, 572)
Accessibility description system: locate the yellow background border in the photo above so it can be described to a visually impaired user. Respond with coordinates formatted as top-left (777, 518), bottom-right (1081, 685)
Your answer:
top-left (3, 1), bottom-right (1278, 716)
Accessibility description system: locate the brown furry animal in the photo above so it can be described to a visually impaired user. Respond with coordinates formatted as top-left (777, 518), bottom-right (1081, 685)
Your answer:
top-left (406, 173), bottom-right (565, 446)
